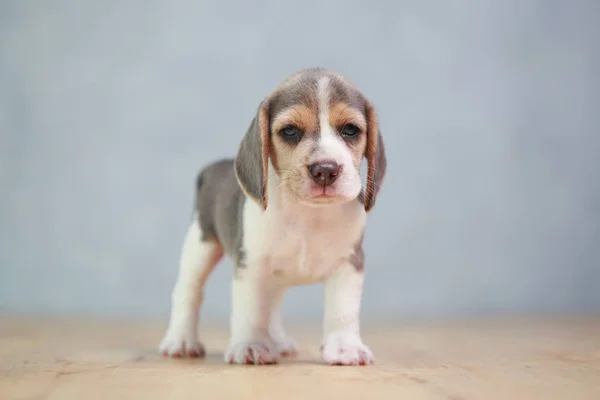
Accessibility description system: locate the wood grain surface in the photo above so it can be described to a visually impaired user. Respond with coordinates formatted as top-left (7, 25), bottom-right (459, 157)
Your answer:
top-left (1, 316), bottom-right (599, 399)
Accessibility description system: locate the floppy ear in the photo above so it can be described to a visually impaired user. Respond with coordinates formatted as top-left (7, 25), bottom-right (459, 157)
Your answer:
top-left (234, 99), bottom-right (271, 210)
top-left (363, 102), bottom-right (387, 212)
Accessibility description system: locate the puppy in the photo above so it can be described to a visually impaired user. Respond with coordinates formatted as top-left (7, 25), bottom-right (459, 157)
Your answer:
top-left (159, 67), bottom-right (387, 365)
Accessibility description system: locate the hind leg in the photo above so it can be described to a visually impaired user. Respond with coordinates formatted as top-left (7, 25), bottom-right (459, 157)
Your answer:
top-left (159, 215), bottom-right (223, 358)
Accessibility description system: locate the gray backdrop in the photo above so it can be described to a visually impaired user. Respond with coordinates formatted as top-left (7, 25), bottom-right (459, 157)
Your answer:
top-left (1, 1), bottom-right (599, 322)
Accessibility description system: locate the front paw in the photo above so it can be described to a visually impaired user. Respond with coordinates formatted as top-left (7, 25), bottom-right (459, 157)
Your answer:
top-left (321, 332), bottom-right (374, 366)
top-left (274, 336), bottom-right (300, 357)
top-left (159, 327), bottom-right (205, 358)
top-left (225, 340), bottom-right (280, 365)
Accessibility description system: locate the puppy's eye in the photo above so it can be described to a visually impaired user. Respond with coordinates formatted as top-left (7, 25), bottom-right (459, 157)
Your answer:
top-left (340, 124), bottom-right (360, 138)
top-left (279, 125), bottom-right (303, 143)
top-left (279, 125), bottom-right (301, 138)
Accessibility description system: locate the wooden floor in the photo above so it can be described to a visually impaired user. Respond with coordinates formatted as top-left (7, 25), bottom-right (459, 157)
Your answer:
top-left (1, 316), bottom-right (599, 399)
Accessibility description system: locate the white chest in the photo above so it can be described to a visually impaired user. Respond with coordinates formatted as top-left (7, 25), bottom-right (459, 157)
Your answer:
top-left (242, 198), bottom-right (366, 285)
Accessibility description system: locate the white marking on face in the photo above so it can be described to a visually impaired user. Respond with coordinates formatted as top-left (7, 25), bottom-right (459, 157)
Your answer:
top-left (301, 77), bottom-right (362, 201)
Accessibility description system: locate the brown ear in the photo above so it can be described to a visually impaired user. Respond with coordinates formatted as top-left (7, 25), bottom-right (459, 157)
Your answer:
top-left (234, 100), bottom-right (271, 210)
top-left (364, 102), bottom-right (387, 212)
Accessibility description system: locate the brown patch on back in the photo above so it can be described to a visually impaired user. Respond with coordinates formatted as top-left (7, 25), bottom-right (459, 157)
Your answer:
top-left (195, 159), bottom-right (247, 267)
top-left (196, 159), bottom-right (235, 243)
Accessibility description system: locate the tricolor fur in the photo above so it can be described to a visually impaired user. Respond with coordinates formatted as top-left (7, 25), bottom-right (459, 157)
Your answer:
top-left (159, 68), bottom-right (387, 365)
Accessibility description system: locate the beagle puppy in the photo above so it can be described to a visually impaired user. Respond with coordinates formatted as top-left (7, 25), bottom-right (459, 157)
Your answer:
top-left (159, 67), bottom-right (387, 365)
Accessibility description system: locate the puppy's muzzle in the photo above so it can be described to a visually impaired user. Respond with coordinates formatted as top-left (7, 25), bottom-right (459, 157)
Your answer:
top-left (308, 161), bottom-right (341, 187)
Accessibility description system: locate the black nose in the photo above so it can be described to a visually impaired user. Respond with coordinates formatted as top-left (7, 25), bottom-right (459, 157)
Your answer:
top-left (308, 162), bottom-right (341, 186)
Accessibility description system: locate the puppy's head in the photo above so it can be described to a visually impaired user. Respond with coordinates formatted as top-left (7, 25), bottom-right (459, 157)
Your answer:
top-left (235, 68), bottom-right (386, 211)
